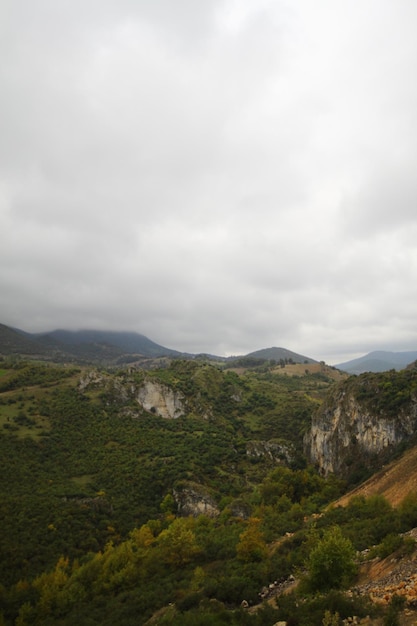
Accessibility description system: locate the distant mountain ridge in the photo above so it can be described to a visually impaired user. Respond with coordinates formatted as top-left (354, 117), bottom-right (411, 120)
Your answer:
top-left (0, 324), bottom-right (183, 363)
top-left (335, 350), bottom-right (417, 374)
top-left (2, 322), bottom-right (416, 372)
top-left (0, 323), bottom-right (319, 365)
top-left (35, 329), bottom-right (183, 358)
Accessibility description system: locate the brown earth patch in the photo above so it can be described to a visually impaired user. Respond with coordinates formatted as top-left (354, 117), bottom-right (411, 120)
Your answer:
top-left (271, 362), bottom-right (347, 381)
top-left (334, 446), bottom-right (417, 508)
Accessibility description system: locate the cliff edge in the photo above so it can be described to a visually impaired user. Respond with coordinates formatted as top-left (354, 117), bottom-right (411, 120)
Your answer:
top-left (306, 370), bottom-right (417, 478)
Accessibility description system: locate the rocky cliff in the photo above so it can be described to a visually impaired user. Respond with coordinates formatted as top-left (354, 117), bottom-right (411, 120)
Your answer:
top-left (79, 370), bottom-right (185, 418)
top-left (306, 370), bottom-right (417, 477)
top-left (173, 483), bottom-right (220, 517)
top-left (136, 380), bottom-right (185, 419)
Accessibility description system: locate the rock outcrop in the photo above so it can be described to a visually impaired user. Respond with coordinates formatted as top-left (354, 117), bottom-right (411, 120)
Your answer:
top-left (246, 440), bottom-right (294, 465)
top-left (79, 371), bottom-right (186, 419)
top-left (306, 372), bottom-right (417, 476)
top-left (79, 369), bottom-right (133, 403)
top-left (136, 380), bottom-right (185, 419)
top-left (173, 483), bottom-right (220, 518)
top-left (79, 369), bottom-right (110, 392)
top-left (354, 529), bottom-right (417, 609)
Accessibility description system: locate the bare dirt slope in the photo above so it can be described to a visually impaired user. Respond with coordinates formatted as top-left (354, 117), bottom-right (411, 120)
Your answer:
top-left (335, 445), bottom-right (417, 508)
top-left (328, 446), bottom-right (417, 623)
top-left (271, 362), bottom-right (347, 381)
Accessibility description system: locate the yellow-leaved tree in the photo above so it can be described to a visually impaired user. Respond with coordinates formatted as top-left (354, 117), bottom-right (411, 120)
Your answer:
top-left (157, 518), bottom-right (200, 566)
top-left (236, 517), bottom-right (268, 562)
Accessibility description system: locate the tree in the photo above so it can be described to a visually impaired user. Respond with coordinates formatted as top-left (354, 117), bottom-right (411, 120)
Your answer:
top-left (236, 517), bottom-right (268, 562)
top-left (306, 526), bottom-right (357, 591)
top-left (160, 493), bottom-right (176, 516)
top-left (157, 518), bottom-right (200, 566)
top-left (31, 556), bottom-right (71, 618)
top-left (130, 524), bottom-right (155, 548)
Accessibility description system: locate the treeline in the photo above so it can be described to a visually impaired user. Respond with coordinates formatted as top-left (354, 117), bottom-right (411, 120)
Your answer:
top-left (343, 368), bottom-right (417, 417)
top-left (224, 356), bottom-right (300, 370)
top-left (0, 362), bottom-right (79, 392)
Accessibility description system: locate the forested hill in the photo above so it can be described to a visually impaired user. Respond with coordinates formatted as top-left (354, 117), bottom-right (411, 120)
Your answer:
top-left (244, 346), bottom-right (316, 363)
top-left (2, 358), bottom-right (417, 625)
top-left (0, 322), bottom-right (318, 366)
top-left (0, 323), bottom-right (51, 356)
top-left (0, 323), bottom-right (182, 363)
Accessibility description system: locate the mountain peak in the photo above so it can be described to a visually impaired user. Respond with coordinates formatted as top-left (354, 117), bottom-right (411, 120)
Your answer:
top-left (336, 350), bottom-right (417, 374)
top-left (244, 346), bottom-right (317, 363)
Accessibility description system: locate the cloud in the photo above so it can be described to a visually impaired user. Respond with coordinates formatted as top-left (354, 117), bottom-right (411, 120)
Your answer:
top-left (1, 0), bottom-right (417, 364)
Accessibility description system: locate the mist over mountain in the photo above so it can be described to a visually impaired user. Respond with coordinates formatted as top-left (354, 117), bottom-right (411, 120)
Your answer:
top-left (0, 324), bottom-right (184, 363)
top-left (36, 329), bottom-right (184, 358)
top-left (0, 323), bottom-right (318, 365)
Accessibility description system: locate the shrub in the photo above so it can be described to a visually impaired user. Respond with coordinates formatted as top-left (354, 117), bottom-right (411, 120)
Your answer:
top-left (305, 527), bottom-right (357, 592)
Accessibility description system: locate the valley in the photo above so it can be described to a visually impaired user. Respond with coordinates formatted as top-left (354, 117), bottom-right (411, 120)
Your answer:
top-left (0, 345), bottom-right (417, 625)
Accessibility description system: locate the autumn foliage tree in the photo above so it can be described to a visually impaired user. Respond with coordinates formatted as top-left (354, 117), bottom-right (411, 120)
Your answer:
top-left (236, 517), bottom-right (268, 562)
top-left (157, 518), bottom-right (200, 566)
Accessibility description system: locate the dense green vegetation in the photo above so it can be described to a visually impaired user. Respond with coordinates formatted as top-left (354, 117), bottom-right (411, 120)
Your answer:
top-left (0, 359), bottom-right (417, 625)
top-left (342, 368), bottom-right (417, 418)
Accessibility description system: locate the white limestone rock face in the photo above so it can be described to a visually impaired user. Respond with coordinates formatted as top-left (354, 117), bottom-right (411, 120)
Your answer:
top-left (173, 484), bottom-right (220, 517)
top-left (79, 371), bottom-right (186, 418)
top-left (136, 380), bottom-right (185, 419)
top-left (306, 383), bottom-right (417, 476)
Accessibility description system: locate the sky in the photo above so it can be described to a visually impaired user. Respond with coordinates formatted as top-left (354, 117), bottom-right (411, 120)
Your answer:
top-left (1, 0), bottom-right (417, 364)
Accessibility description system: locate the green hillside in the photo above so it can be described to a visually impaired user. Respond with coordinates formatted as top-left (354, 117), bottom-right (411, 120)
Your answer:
top-left (36, 329), bottom-right (183, 358)
top-left (0, 324), bottom-right (50, 356)
top-left (1, 359), bottom-right (417, 625)
top-left (0, 323), bottom-right (183, 364)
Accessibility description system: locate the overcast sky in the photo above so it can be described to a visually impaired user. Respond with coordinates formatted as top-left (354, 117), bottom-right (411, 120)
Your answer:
top-left (1, 0), bottom-right (417, 364)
